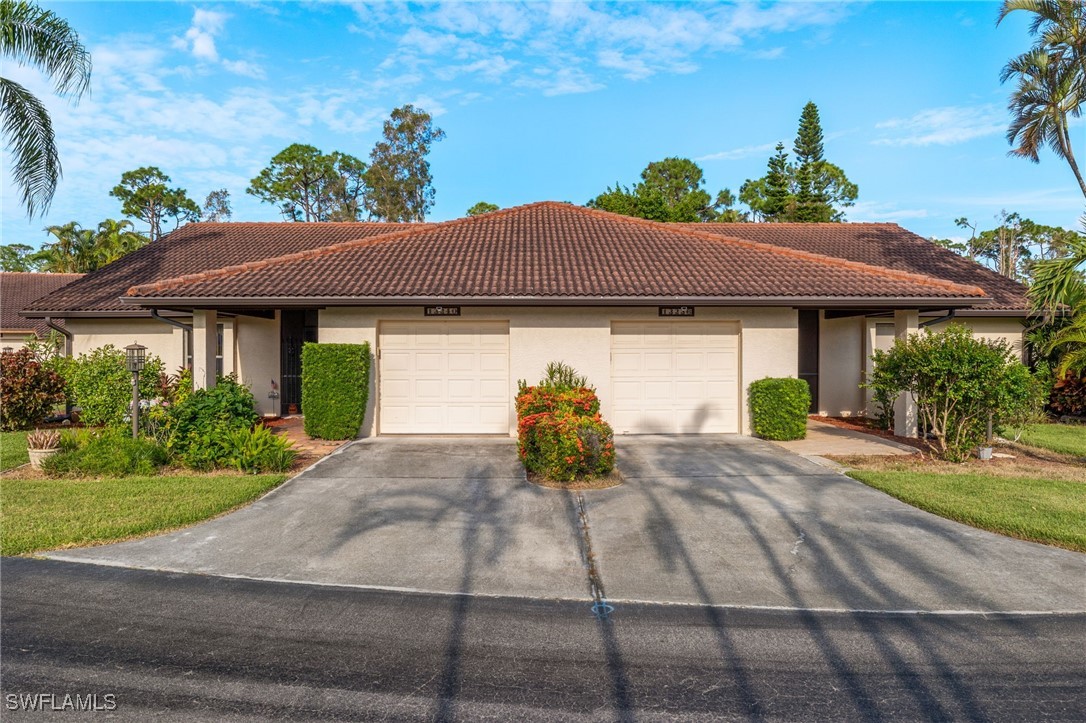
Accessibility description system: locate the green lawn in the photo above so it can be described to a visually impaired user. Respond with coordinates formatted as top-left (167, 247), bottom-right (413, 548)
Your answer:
top-left (1, 431), bottom-right (30, 471)
top-left (848, 471), bottom-right (1086, 552)
top-left (1009, 423), bottom-right (1086, 457)
top-left (1, 473), bottom-right (287, 555)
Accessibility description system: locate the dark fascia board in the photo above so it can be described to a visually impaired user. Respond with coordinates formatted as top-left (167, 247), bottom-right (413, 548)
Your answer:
top-left (118, 294), bottom-right (991, 310)
top-left (19, 309), bottom-right (192, 319)
top-left (946, 308), bottom-right (1031, 317)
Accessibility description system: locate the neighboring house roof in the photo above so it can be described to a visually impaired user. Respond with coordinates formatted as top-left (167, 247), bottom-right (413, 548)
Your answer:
top-left (680, 223), bottom-right (1029, 313)
top-left (1, 272), bottom-right (83, 336)
top-left (121, 202), bottom-right (987, 307)
top-left (21, 222), bottom-right (410, 315)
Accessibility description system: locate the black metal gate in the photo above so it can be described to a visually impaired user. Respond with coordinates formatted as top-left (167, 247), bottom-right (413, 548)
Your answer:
top-left (280, 310), bottom-right (318, 413)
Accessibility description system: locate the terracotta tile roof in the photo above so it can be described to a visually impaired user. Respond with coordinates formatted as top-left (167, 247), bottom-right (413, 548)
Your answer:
top-left (124, 202), bottom-right (987, 304)
top-left (21, 222), bottom-right (409, 314)
top-left (679, 222), bottom-right (1029, 311)
top-left (1, 272), bottom-right (83, 336)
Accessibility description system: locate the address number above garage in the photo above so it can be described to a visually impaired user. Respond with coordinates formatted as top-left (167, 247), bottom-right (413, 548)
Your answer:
top-left (424, 306), bottom-right (461, 317)
top-left (658, 306), bottom-right (695, 317)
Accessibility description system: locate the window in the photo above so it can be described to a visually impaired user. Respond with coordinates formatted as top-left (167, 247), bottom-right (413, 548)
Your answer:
top-left (182, 322), bottom-right (226, 375)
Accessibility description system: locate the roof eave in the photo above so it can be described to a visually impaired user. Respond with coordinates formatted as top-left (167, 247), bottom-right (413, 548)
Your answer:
top-left (117, 294), bottom-right (991, 310)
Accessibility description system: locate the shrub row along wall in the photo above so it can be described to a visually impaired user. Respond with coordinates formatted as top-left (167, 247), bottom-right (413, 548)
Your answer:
top-left (515, 381), bottom-right (615, 482)
top-left (301, 342), bottom-right (371, 440)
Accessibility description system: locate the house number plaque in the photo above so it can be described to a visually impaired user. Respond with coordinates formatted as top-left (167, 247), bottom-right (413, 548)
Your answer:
top-left (425, 306), bottom-right (461, 317)
top-left (658, 306), bottom-right (695, 317)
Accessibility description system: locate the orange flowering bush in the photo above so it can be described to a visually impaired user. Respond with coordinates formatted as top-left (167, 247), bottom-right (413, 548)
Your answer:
top-left (516, 368), bottom-right (614, 482)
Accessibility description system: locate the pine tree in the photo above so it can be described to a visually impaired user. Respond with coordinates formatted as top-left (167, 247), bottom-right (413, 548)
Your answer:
top-left (792, 101), bottom-right (833, 222)
top-left (763, 143), bottom-right (791, 221)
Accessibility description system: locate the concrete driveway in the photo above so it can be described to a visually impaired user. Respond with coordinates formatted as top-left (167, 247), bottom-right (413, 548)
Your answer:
top-left (48, 437), bottom-right (1085, 612)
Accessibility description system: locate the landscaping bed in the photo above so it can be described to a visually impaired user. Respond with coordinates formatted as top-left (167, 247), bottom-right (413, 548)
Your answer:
top-left (811, 415), bottom-right (930, 451)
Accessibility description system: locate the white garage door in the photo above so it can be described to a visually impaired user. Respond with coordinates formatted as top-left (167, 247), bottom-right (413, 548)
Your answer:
top-left (379, 321), bottom-right (510, 434)
top-left (611, 321), bottom-right (740, 434)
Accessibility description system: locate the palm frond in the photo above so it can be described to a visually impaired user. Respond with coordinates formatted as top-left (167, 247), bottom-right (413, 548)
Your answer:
top-left (0, 0), bottom-right (90, 98)
top-left (0, 76), bottom-right (57, 217)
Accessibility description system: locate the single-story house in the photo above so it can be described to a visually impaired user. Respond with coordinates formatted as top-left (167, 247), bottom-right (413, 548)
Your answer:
top-left (21, 202), bottom-right (1031, 438)
top-left (1, 272), bottom-right (83, 350)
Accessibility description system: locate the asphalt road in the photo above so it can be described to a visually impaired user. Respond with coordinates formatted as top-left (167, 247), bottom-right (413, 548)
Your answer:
top-left (2, 558), bottom-right (1084, 722)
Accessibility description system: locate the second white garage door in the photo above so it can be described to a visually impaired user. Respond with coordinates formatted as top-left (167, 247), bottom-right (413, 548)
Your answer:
top-left (611, 321), bottom-right (740, 434)
top-left (379, 321), bottom-right (510, 434)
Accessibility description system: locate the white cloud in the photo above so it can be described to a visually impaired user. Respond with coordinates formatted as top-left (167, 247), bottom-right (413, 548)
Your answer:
top-left (873, 105), bottom-right (1005, 147)
top-left (750, 46), bottom-right (785, 60)
top-left (222, 59), bottom-right (266, 79)
top-left (173, 8), bottom-right (228, 62)
top-left (849, 201), bottom-right (931, 222)
top-left (696, 142), bottom-right (777, 162)
top-left (171, 8), bottom-right (265, 79)
top-left (365, 1), bottom-right (855, 94)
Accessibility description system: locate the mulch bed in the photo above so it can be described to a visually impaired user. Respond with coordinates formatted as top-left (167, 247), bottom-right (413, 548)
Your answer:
top-left (810, 415), bottom-right (933, 452)
top-left (526, 468), bottom-right (625, 491)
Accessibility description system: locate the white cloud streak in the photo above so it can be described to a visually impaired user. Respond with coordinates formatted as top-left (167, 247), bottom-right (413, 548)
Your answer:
top-left (873, 105), bottom-right (1005, 147)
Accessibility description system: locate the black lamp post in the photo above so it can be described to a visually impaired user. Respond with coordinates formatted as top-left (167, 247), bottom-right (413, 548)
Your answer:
top-left (125, 342), bottom-right (146, 439)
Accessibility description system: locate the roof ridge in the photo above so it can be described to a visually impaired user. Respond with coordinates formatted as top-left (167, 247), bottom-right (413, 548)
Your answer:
top-left (126, 201), bottom-right (987, 300)
top-left (125, 203), bottom-right (539, 297)
top-left (569, 205), bottom-right (985, 296)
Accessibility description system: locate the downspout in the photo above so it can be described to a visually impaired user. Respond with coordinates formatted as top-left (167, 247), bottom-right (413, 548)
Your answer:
top-left (919, 309), bottom-right (956, 329)
top-left (150, 308), bottom-right (192, 332)
top-left (44, 317), bottom-right (72, 356)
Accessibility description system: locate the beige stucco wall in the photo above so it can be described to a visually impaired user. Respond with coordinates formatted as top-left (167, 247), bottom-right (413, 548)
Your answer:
top-left (818, 314), bottom-right (865, 417)
top-left (66, 318), bottom-right (187, 372)
top-left (318, 305), bottom-right (798, 437)
top-left (0, 332), bottom-right (37, 351)
top-left (64, 316), bottom-right (237, 379)
top-left (925, 316), bottom-right (1026, 361)
top-left (235, 313), bottom-right (280, 416)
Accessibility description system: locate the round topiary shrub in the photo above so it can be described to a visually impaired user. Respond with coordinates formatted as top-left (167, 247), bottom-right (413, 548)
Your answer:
top-left (749, 377), bottom-right (811, 441)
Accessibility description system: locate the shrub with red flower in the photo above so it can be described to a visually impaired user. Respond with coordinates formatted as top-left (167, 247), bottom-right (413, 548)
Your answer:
top-left (0, 348), bottom-right (66, 431)
top-left (515, 368), bottom-right (614, 482)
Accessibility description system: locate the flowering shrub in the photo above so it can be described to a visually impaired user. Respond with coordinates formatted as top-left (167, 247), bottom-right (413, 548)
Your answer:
top-left (515, 365), bottom-right (614, 482)
top-left (515, 385), bottom-right (600, 418)
top-left (519, 410), bottom-right (615, 482)
top-left (0, 348), bottom-right (66, 431)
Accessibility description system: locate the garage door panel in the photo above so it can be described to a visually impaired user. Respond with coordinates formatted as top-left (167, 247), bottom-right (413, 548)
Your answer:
top-left (612, 352), bottom-right (644, 372)
top-left (379, 321), bottom-right (510, 434)
top-left (611, 321), bottom-right (739, 435)
top-left (479, 352), bottom-right (507, 372)
top-left (478, 379), bottom-right (507, 400)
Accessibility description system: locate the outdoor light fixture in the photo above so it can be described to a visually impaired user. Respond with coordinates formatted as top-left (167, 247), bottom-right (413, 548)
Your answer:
top-left (125, 342), bottom-right (147, 439)
top-left (125, 342), bottom-right (147, 373)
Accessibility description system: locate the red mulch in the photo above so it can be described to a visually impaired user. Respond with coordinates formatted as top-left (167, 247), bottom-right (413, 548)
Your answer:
top-left (263, 416), bottom-right (350, 471)
top-left (809, 415), bottom-right (933, 452)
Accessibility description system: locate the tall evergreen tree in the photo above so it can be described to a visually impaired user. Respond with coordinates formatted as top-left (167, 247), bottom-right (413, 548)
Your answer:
top-left (792, 101), bottom-right (833, 222)
top-left (763, 143), bottom-right (791, 221)
top-left (364, 104), bottom-right (445, 222)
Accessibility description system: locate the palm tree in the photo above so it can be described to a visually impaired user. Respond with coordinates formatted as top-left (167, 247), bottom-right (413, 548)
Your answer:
top-left (94, 218), bottom-right (148, 265)
top-left (1030, 215), bottom-right (1086, 374)
top-left (37, 220), bottom-right (94, 272)
top-left (0, 1), bottom-right (91, 218)
top-left (999, 0), bottom-right (1086, 198)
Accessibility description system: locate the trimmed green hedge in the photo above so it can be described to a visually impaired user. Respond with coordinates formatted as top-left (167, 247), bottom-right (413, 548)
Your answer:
top-left (749, 377), bottom-right (810, 441)
top-left (301, 342), bottom-right (371, 440)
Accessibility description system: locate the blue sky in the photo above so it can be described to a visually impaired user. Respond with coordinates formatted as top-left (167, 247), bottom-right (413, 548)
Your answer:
top-left (3, 1), bottom-right (1083, 247)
